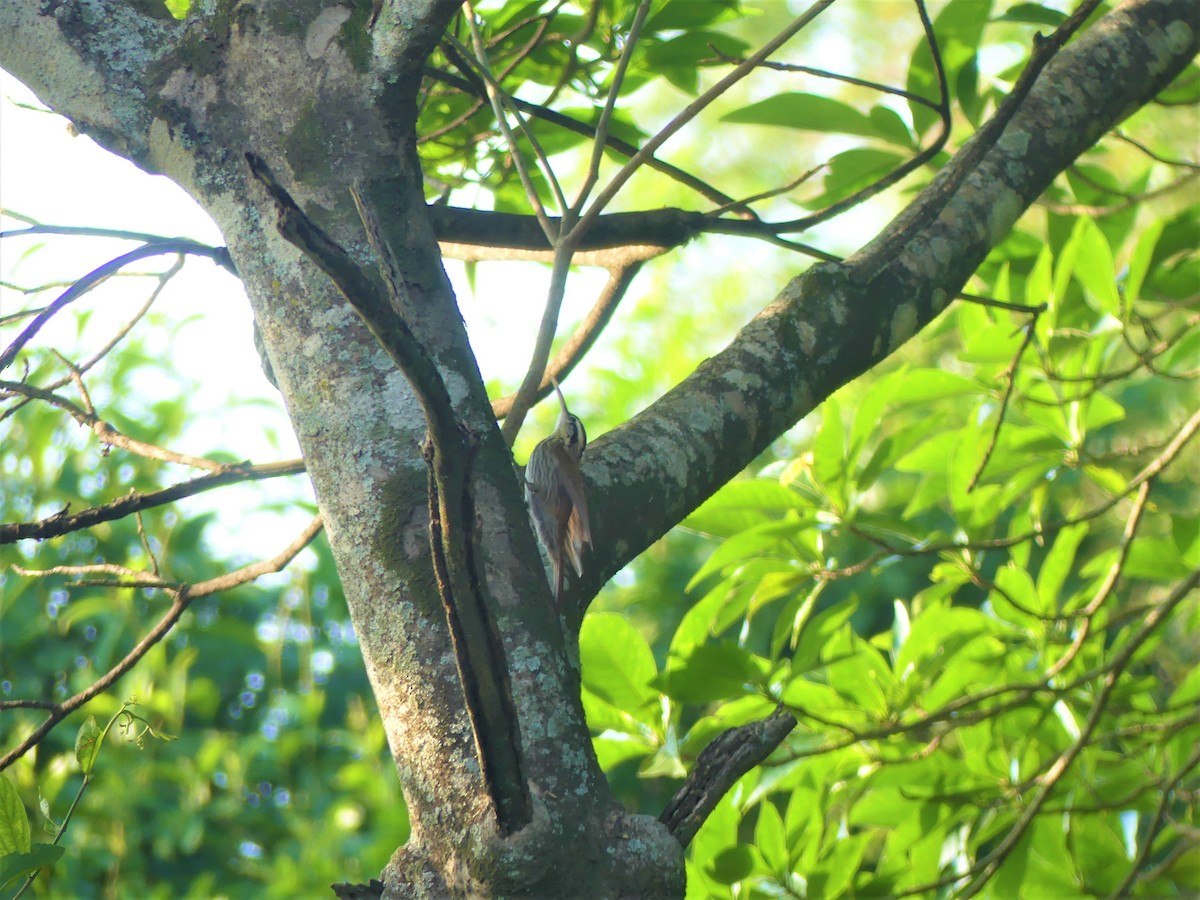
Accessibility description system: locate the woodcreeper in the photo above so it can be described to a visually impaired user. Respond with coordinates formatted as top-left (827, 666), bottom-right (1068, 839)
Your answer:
top-left (524, 378), bottom-right (591, 607)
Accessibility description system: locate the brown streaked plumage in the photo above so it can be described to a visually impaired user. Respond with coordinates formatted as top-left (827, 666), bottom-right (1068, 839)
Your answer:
top-left (524, 379), bottom-right (590, 607)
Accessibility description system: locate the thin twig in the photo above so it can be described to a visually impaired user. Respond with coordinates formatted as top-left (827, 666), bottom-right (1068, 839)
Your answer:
top-left (0, 458), bottom-right (306, 544)
top-left (0, 221), bottom-right (239, 257)
top-left (1114, 130), bottom-right (1200, 169)
top-left (707, 49), bottom-right (944, 112)
top-left (571, 1), bottom-right (838, 243)
top-left (1105, 743), bottom-right (1200, 900)
top-left (491, 263), bottom-right (642, 419)
top-left (707, 163), bottom-right (827, 218)
top-left (570, 0), bottom-right (652, 215)
top-left (0, 699), bottom-right (58, 711)
top-left (0, 240), bottom-right (234, 374)
top-left (0, 515), bottom-right (324, 773)
top-left (967, 312), bottom-right (1040, 492)
top-left (0, 379), bottom-right (237, 473)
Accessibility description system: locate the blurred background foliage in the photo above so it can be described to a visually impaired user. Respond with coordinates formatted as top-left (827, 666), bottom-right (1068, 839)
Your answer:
top-left (2, 0), bottom-right (1198, 896)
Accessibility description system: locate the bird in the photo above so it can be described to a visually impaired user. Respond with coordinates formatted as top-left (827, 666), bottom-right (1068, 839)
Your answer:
top-left (524, 378), bottom-right (591, 608)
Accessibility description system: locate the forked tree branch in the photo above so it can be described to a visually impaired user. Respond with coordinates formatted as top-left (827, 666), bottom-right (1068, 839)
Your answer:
top-left (491, 263), bottom-right (643, 419)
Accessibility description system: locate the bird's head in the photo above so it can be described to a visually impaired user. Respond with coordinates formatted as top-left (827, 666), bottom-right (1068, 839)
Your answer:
top-left (551, 378), bottom-right (586, 459)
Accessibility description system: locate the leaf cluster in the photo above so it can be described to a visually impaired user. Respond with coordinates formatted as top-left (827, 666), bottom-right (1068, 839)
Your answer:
top-left (581, 194), bottom-right (1200, 899)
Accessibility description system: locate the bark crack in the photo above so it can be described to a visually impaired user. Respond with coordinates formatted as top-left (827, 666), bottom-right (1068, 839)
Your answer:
top-left (246, 152), bottom-right (531, 836)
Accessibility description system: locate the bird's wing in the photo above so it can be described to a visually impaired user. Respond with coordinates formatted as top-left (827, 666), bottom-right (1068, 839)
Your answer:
top-left (551, 443), bottom-right (591, 544)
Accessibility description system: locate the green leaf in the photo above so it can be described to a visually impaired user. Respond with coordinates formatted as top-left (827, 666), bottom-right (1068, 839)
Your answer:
top-left (593, 734), bottom-right (654, 771)
top-left (1069, 814), bottom-right (1132, 894)
top-left (670, 583), bottom-right (731, 659)
top-left (1082, 464), bottom-right (1128, 496)
top-left (57, 595), bottom-right (124, 631)
top-left (805, 148), bottom-right (904, 208)
top-left (1170, 661), bottom-right (1200, 706)
top-left (780, 677), bottom-right (847, 719)
top-left (162, 0), bottom-right (192, 19)
top-left (688, 791), bottom-right (739, 897)
top-left (995, 3), bottom-right (1068, 26)
top-left (1036, 522), bottom-right (1088, 608)
top-left (755, 800), bottom-right (789, 875)
top-left (643, 32), bottom-right (750, 93)
top-left (847, 371), bottom-right (901, 467)
top-left (1071, 217), bottom-right (1120, 313)
top-left (959, 321), bottom-right (1023, 364)
top-left (684, 479), bottom-right (809, 539)
top-left (639, 743), bottom-right (687, 779)
top-left (869, 104), bottom-right (916, 148)
top-left (646, 0), bottom-right (742, 30)
top-left (1174, 516), bottom-right (1200, 566)
top-left (895, 605), bottom-right (999, 680)
top-left (1122, 538), bottom-right (1191, 580)
top-left (1162, 326), bottom-right (1200, 374)
top-left (580, 688), bottom-right (641, 737)
top-left (580, 614), bottom-right (659, 721)
top-left (895, 429), bottom-right (960, 476)
top-left (992, 562), bottom-right (1047, 621)
top-left (1124, 218), bottom-right (1165, 309)
top-left (0, 774), bottom-right (31, 855)
top-left (906, 0), bottom-right (994, 134)
top-left (708, 844), bottom-right (755, 885)
top-left (75, 715), bottom-right (102, 777)
top-left (813, 397), bottom-right (847, 504)
top-left (824, 630), bottom-right (896, 715)
top-left (0, 844), bottom-right (65, 891)
top-left (1081, 391), bottom-right (1125, 432)
top-left (811, 832), bottom-right (870, 899)
top-left (956, 54), bottom-right (983, 125)
top-left (891, 369), bottom-right (981, 404)
top-left (722, 93), bottom-right (880, 139)
top-left (791, 596), bottom-right (856, 675)
top-left (686, 520), bottom-right (804, 590)
top-left (662, 643), bottom-right (771, 704)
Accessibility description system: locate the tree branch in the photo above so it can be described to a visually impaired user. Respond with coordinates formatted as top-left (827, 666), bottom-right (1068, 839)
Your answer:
top-left (0, 515), bottom-right (324, 773)
top-left (0, 378), bottom-right (241, 472)
top-left (0, 458), bottom-right (305, 544)
top-left (659, 707), bottom-right (797, 848)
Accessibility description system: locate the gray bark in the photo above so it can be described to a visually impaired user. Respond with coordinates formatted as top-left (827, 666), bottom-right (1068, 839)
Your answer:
top-left (1, 0), bottom-right (1194, 895)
